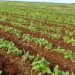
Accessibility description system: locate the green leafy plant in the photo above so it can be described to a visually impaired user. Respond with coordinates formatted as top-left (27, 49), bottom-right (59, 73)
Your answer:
top-left (22, 51), bottom-right (34, 62)
top-left (63, 36), bottom-right (75, 46)
top-left (32, 55), bottom-right (51, 74)
top-left (52, 65), bottom-right (74, 75)
top-left (0, 38), bottom-right (22, 56)
top-left (52, 65), bottom-right (59, 75)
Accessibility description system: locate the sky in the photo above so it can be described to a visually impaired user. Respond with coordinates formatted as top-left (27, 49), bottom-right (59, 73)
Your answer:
top-left (4, 0), bottom-right (75, 3)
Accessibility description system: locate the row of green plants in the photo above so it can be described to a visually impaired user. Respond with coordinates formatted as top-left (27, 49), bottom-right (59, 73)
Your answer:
top-left (0, 12), bottom-right (75, 41)
top-left (22, 52), bottom-right (74, 75)
top-left (6, 17), bottom-right (75, 45)
top-left (0, 3), bottom-right (75, 74)
top-left (0, 25), bottom-right (75, 62)
top-left (0, 15), bottom-right (62, 39)
top-left (0, 12), bottom-right (74, 32)
top-left (0, 3), bottom-right (75, 26)
top-left (0, 38), bottom-right (22, 56)
top-left (3, 15), bottom-right (75, 45)
top-left (63, 36), bottom-right (75, 46)
top-left (0, 38), bottom-right (73, 75)
top-left (0, 38), bottom-right (50, 74)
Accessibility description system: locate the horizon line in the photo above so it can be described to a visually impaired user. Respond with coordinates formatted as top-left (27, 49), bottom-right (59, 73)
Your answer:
top-left (0, 1), bottom-right (74, 4)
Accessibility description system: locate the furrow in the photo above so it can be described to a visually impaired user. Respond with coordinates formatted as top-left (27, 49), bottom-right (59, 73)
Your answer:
top-left (0, 21), bottom-right (75, 52)
top-left (0, 29), bottom-right (75, 73)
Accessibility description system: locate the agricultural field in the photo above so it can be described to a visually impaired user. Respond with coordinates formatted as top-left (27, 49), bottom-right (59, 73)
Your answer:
top-left (0, 1), bottom-right (75, 75)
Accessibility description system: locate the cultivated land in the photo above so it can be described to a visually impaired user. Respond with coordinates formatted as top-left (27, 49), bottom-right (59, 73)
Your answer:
top-left (0, 2), bottom-right (75, 75)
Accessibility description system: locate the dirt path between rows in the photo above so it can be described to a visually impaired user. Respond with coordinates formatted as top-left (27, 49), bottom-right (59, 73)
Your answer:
top-left (0, 29), bottom-right (75, 73)
top-left (0, 49), bottom-right (21, 75)
top-left (0, 22), bottom-right (75, 52)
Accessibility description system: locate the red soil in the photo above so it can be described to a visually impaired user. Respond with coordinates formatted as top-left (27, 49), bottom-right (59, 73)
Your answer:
top-left (0, 22), bottom-right (75, 53)
top-left (0, 49), bottom-right (43, 75)
top-left (0, 49), bottom-right (20, 75)
top-left (0, 29), bottom-right (75, 73)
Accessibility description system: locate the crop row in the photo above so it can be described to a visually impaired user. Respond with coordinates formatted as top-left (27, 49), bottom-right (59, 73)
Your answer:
top-left (0, 29), bottom-right (75, 74)
top-left (0, 3), bottom-right (75, 25)
top-left (0, 21), bottom-right (75, 51)
top-left (0, 11), bottom-right (75, 42)
top-left (0, 14), bottom-right (75, 46)
top-left (0, 3), bottom-right (75, 74)
top-left (0, 11), bottom-right (75, 34)
top-left (0, 39), bottom-right (73, 75)
top-left (0, 23), bottom-right (75, 63)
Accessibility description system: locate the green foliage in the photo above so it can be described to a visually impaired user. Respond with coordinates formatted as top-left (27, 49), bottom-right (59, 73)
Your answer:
top-left (64, 36), bottom-right (75, 46)
top-left (52, 65), bottom-right (74, 75)
top-left (0, 38), bottom-right (22, 56)
top-left (49, 33), bottom-right (61, 39)
top-left (32, 55), bottom-right (51, 74)
top-left (0, 2), bottom-right (75, 75)
top-left (0, 24), bottom-right (75, 62)
top-left (22, 34), bottom-right (52, 50)
top-left (53, 46), bottom-right (75, 62)
top-left (0, 25), bottom-right (22, 38)
top-left (22, 51), bottom-right (34, 62)
top-left (52, 65), bottom-right (59, 75)
top-left (28, 23), bottom-right (37, 32)
top-left (35, 38), bottom-right (52, 49)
